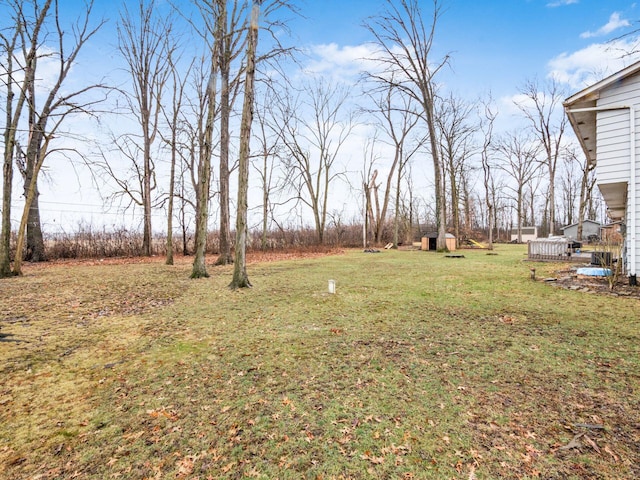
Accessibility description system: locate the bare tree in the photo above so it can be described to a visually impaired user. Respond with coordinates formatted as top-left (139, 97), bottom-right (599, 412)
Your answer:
top-left (7, 0), bottom-right (107, 275)
top-left (478, 97), bottom-right (497, 248)
top-left (191, 9), bottom-right (223, 279)
top-left (495, 131), bottom-right (543, 243)
top-left (177, 57), bottom-right (218, 260)
top-left (253, 87), bottom-right (283, 250)
top-left (366, 82), bottom-right (421, 245)
top-left (274, 78), bottom-right (354, 244)
top-left (110, 0), bottom-right (176, 256)
top-left (213, 0), bottom-right (248, 266)
top-left (365, 0), bottom-right (449, 250)
top-left (362, 153), bottom-right (378, 247)
top-left (0, 0), bottom-right (52, 276)
top-left (559, 153), bottom-right (580, 227)
top-left (162, 54), bottom-right (191, 265)
top-left (564, 146), bottom-right (596, 241)
top-left (230, 0), bottom-right (260, 289)
top-left (516, 78), bottom-right (567, 236)
top-left (436, 93), bottom-right (477, 247)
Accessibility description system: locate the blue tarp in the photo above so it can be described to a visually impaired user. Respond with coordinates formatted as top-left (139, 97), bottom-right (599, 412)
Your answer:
top-left (577, 267), bottom-right (612, 277)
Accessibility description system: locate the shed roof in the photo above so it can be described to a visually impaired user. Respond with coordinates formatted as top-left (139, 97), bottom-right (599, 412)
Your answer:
top-left (561, 219), bottom-right (601, 231)
top-left (422, 232), bottom-right (455, 239)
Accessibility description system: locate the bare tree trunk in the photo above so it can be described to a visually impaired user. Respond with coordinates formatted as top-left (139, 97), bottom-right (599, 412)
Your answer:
top-left (23, 64), bottom-right (45, 261)
top-left (14, 136), bottom-right (50, 275)
top-left (367, 170), bottom-right (378, 245)
top-left (143, 143), bottom-right (153, 256)
top-left (1, 143), bottom-right (13, 276)
top-left (166, 151), bottom-right (176, 265)
top-left (1, 40), bottom-right (20, 274)
top-left (180, 172), bottom-right (189, 256)
top-left (1, 0), bottom-right (52, 275)
top-left (253, 93), bottom-right (279, 251)
top-left (216, 0), bottom-right (233, 266)
top-left (24, 180), bottom-right (45, 261)
top-left (191, 2), bottom-right (224, 278)
top-left (230, 0), bottom-right (259, 289)
top-left (261, 162), bottom-right (269, 250)
top-left (393, 163), bottom-right (403, 247)
top-left (191, 73), bottom-right (217, 278)
top-left (448, 163), bottom-right (459, 248)
top-left (164, 56), bottom-right (190, 265)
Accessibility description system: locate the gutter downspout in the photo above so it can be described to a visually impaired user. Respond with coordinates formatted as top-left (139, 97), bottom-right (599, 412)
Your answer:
top-left (566, 105), bottom-right (637, 284)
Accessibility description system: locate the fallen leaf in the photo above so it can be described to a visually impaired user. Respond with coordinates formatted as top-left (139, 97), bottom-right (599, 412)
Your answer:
top-left (176, 455), bottom-right (195, 477)
top-left (360, 452), bottom-right (385, 464)
top-left (583, 434), bottom-right (601, 453)
top-left (221, 462), bottom-right (235, 473)
top-left (604, 445), bottom-right (619, 462)
top-left (556, 432), bottom-right (584, 452)
top-left (468, 465), bottom-right (477, 480)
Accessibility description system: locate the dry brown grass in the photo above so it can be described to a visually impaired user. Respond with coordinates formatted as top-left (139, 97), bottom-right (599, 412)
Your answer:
top-left (1, 246), bottom-right (639, 479)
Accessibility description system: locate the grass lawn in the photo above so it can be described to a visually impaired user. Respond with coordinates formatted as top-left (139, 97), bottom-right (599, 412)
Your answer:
top-left (1, 245), bottom-right (639, 479)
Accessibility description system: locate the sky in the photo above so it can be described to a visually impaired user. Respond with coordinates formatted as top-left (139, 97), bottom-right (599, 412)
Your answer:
top-left (5, 0), bottom-right (640, 234)
top-left (290, 0), bottom-right (640, 99)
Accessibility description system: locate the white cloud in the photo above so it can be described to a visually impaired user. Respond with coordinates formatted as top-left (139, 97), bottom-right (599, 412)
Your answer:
top-left (580, 12), bottom-right (630, 39)
top-left (547, 0), bottom-right (579, 7)
top-left (547, 37), bottom-right (640, 89)
top-left (304, 42), bottom-right (380, 80)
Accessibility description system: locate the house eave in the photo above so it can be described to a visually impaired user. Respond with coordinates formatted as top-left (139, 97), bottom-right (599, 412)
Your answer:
top-left (564, 60), bottom-right (640, 169)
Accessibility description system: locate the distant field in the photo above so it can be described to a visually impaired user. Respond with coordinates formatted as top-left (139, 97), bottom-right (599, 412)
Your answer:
top-left (1, 245), bottom-right (638, 479)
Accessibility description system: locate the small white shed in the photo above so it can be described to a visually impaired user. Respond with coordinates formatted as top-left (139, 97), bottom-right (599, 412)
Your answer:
top-left (510, 226), bottom-right (538, 243)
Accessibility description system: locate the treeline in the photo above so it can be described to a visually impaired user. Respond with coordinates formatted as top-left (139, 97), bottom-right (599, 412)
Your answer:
top-left (0, 218), bottom-right (527, 262)
top-left (0, 0), bottom-right (610, 283)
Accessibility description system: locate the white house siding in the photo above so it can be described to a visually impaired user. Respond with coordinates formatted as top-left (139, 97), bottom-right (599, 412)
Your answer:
top-left (596, 109), bottom-right (630, 184)
top-left (596, 75), bottom-right (640, 184)
top-left (627, 178), bottom-right (640, 276)
top-left (595, 75), bottom-right (640, 277)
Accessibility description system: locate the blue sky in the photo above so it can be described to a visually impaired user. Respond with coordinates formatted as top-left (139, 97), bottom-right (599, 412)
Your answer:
top-left (67, 0), bottom-right (640, 113)
top-left (285, 0), bottom-right (640, 99)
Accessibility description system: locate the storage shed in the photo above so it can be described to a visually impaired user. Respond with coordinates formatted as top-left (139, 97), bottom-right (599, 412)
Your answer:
top-left (561, 219), bottom-right (601, 241)
top-left (421, 233), bottom-right (456, 251)
top-left (510, 226), bottom-right (538, 243)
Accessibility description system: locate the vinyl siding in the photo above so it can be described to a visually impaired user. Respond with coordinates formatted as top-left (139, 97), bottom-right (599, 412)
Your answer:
top-left (624, 190), bottom-right (640, 276)
top-left (596, 109), bottom-right (630, 184)
top-left (596, 73), bottom-right (640, 275)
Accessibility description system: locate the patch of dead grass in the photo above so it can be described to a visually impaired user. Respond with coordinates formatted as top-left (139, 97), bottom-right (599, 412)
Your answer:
top-left (1, 246), bottom-right (639, 479)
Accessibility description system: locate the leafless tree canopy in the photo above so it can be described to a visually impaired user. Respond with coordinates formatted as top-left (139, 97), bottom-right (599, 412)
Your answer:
top-left (0, 0), bottom-right (608, 280)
